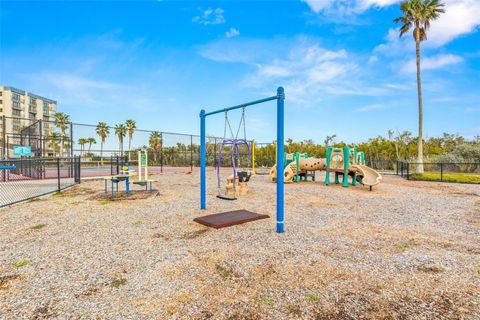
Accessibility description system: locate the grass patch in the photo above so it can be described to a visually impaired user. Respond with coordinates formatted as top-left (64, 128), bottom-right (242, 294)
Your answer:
top-left (255, 297), bottom-right (274, 305)
top-left (54, 191), bottom-right (65, 196)
top-left (398, 243), bottom-right (411, 251)
top-left (375, 284), bottom-right (388, 292)
top-left (287, 305), bottom-right (302, 316)
top-left (13, 260), bottom-right (29, 268)
top-left (98, 199), bottom-right (111, 205)
top-left (30, 223), bottom-right (47, 230)
top-left (215, 263), bottom-right (239, 279)
top-left (182, 228), bottom-right (209, 239)
top-left (31, 224), bottom-right (47, 230)
top-left (410, 172), bottom-right (480, 184)
top-left (306, 293), bottom-right (321, 302)
top-left (476, 268), bottom-right (480, 275)
top-left (111, 277), bottom-right (127, 288)
top-left (417, 265), bottom-right (444, 274)
top-left (27, 198), bottom-right (43, 203)
top-left (132, 220), bottom-right (143, 226)
top-left (0, 274), bottom-right (21, 290)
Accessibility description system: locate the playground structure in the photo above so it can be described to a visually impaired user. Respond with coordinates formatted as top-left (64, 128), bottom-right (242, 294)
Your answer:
top-left (325, 146), bottom-right (382, 190)
top-left (132, 149), bottom-right (154, 190)
top-left (269, 152), bottom-right (326, 183)
top-left (103, 150), bottom-right (155, 197)
top-left (269, 147), bottom-right (382, 190)
top-left (200, 87), bottom-right (285, 233)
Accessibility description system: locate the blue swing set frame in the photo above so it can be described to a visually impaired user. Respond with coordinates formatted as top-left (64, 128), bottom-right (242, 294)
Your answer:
top-left (199, 87), bottom-right (285, 233)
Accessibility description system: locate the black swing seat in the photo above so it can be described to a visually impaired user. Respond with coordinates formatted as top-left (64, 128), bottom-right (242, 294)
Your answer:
top-left (217, 194), bottom-right (237, 201)
top-left (237, 171), bottom-right (251, 183)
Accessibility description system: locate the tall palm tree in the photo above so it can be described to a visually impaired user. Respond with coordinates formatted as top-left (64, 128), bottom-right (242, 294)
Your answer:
top-left (125, 119), bottom-right (136, 159)
top-left (47, 132), bottom-right (61, 157)
top-left (115, 124), bottom-right (127, 156)
top-left (149, 131), bottom-right (162, 162)
top-left (87, 137), bottom-right (96, 153)
top-left (96, 122), bottom-right (110, 165)
top-left (394, 0), bottom-right (445, 173)
top-left (78, 138), bottom-right (87, 157)
top-left (54, 112), bottom-right (70, 158)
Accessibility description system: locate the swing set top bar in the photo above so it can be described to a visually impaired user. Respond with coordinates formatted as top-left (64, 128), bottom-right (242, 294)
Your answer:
top-left (202, 94), bottom-right (282, 117)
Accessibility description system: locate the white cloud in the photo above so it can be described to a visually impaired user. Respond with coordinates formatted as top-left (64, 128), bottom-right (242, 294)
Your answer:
top-left (244, 43), bottom-right (357, 104)
top-left (302, 0), bottom-right (336, 13)
top-left (306, 0), bottom-right (480, 47)
top-left (464, 107), bottom-right (480, 113)
top-left (355, 103), bottom-right (387, 112)
top-left (302, 0), bottom-right (400, 15)
top-left (192, 8), bottom-right (225, 25)
top-left (428, 0), bottom-right (480, 46)
top-left (401, 54), bottom-right (463, 74)
top-left (374, 0), bottom-right (480, 52)
top-left (197, 36), bottom-right (396, 104)
top-left (225, 28), bottom-right (240, 38)
top-left (374, 28), bottom-right (413, 55)
top-left (197, 38), bottom-right (285, 64)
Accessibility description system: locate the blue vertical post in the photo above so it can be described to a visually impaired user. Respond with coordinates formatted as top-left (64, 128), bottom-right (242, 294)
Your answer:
top-left (200, 110), bottom-right (206, 210)
top-left (276, 87), bottom-right (285, 233)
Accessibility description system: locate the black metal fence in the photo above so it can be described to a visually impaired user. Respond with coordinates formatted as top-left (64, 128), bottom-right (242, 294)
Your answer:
top-left (0, 157), bottom-right (81, 208)
top-left (397, 161), bottom-right (480, 183)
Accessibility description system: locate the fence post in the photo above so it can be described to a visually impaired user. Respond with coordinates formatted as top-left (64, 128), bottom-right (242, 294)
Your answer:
top-left (70, 123), bottom-right (74, 177)
top-left (440, 163), bottom-right (443, 182)
top-left (78, 156), bottom-right (81, 183)
top-left (190, 135), bottom-right (193, 172)
top-left (57, 158), bottom-right (61, 191)
top-left (406, 162), bottom-right (410, 180)
top-left (396, 160), bottom-right (399, 175)
top-left (160, 132), bottom-right (163, 173)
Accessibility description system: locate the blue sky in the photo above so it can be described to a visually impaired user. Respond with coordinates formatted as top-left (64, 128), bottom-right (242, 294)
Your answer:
top-left (1, 0), bottom-right (479, 146)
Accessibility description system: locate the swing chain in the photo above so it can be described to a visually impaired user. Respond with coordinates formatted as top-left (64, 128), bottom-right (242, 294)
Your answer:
top-left (224, 110), bottom-right (235, 140)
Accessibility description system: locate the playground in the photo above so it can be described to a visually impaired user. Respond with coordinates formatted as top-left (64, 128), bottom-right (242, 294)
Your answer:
top-left (1, 170), bottom-right (479, 319)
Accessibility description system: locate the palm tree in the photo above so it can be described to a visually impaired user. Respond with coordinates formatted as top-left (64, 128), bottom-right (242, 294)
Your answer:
top-left (115, 124), bottom-right (127, 156)
top-left (54, 112), bottom-right (70, 158)
top-left (47, 132), bottom-right (61, 157)
top-left (125, 119), bottom-right (136, 159)
top-left (96, 122), bottom-right (110, 165)
top-left (149, 131), bottom-right (162, 162)
top-left (394, 0), bottom-right (445, 173)
top-left (78, 138), bottom-right (87, 157)
top-left (324, 134), bottom-right (337, 147)
top-left (87, 137), bottom-right (96, 153)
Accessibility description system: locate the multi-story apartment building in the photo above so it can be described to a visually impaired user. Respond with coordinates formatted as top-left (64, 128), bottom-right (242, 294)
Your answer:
top-left (0, 86), bottom-right (57, 158)
top-left (0, 86), bottom-right (57, 136)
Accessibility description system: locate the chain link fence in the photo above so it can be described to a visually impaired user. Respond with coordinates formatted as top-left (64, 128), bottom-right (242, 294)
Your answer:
top-left (0, 157), bottom-right (81, 207)
top-left (397, 161), bottom-right (480, 184)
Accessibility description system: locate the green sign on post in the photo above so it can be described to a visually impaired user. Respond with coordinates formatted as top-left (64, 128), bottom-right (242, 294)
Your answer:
top-left (140, 153), bottom-right (147, 166)
top-left (13, 146), bottom-right (32, 157)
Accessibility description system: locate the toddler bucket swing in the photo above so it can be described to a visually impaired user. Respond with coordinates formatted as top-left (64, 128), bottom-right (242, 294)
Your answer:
top-left (217, 107), bottom-right (252, 200)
